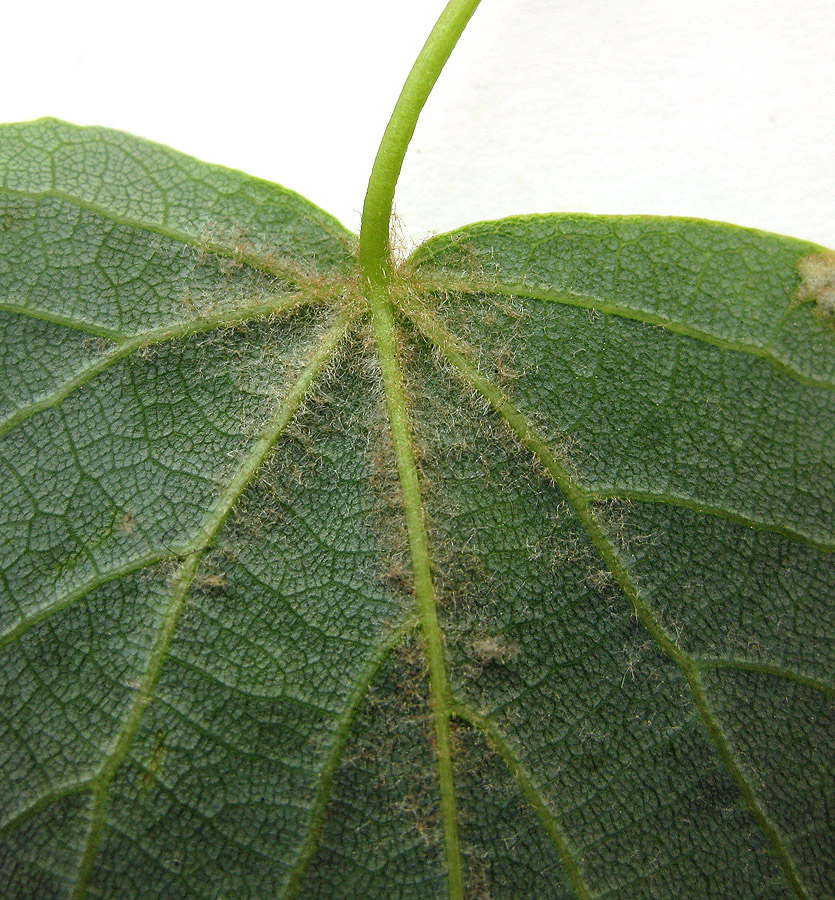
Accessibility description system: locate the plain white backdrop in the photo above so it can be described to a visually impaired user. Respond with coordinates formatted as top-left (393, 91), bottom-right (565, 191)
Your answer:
top-left (2, 0), bottom-right (833, 250)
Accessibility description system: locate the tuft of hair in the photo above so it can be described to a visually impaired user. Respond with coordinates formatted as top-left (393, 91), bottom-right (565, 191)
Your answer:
top-left (119, 512), bottom-right (136, 536)
top-left (797, 251), bottom-right (835, 321)
top-left (194, 571), bottom-right (227, 592)
top-left (470, 634), bottom-right (519, 666)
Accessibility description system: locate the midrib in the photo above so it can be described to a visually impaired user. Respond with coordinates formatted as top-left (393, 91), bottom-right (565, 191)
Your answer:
top-left (367, 282), bottom-right (465, 900)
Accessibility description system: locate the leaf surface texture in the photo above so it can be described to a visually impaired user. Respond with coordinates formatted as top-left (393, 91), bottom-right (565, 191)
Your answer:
top-left (1, 120), bottom-right (832, 900)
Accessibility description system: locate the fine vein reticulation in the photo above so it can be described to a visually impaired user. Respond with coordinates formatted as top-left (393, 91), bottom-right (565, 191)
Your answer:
top-left (66, 309), bottom-right (357, 899)
top-left (399, 295), bottom-right (817, 900)
top-left (4, 206), bottom-right (829, 898)
top-left (2, 0), bottom-right (832, 897)
top-left (1, 151), bottom-right (831, 900)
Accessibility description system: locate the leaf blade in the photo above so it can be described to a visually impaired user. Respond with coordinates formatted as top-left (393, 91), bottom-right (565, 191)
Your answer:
top-left (1, 133), bottom-right (832, 900)
top-left (411, 213), bottom-right (835, 388)
top-left (411, 217), bottom-right (835, 547)
top-left (0, 119), bottom-right (356, 269)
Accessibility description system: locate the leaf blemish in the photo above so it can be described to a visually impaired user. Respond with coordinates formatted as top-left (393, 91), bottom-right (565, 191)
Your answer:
top-left (471, 635), bottom-right (518, 666)
top-left (194, 572), bottom-right (226, 591)
top-left (119, 512), bottom-right (135, 536)
top-left (797, 251), bottom-right (835, 320)
top-left (140, 731), bottom-right (166, 793)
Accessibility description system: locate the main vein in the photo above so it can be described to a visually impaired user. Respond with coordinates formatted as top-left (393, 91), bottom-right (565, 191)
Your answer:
top-left (368, 282), bottom-right (464, 900)
top-left (402, 297), bottom-right (813, 900)
top-left (67, 309), bottom-right (355, 900)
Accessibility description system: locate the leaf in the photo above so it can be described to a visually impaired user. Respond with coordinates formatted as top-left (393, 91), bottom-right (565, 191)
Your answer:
top-left (0, 119), bottom-right (832, 900)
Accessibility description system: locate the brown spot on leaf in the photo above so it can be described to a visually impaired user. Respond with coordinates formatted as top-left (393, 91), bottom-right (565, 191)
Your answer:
top-left (141, 732), bottom-right (166, 793)
top-left (195, 572), bottom-right (226, 591)
top-left (119, 513), bottom-right (135, 536)
top-left (471, 635), bottom-right (518, 665)
top-left (797, 251), bottom-right (835, 318)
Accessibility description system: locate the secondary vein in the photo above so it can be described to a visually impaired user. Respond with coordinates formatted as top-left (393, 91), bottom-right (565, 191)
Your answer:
top-left (418, 274), bottom-right (835, 394)
top-left (280, 616), bottom-right (420, 900)
top-left (451, 700), bottom-right (594, 900)
top-left (0, 292), bottom-right (310, 440)
top-left (588, 489), bottom-right (835, 553)
top-left (66, 309), bottom-right (356, 900)
top-left (404, 298), bottom-right (814, 900)
top-left (0, 185), bottom-right (356, 281)
top-left (0, 551), bottom-right (173, 651)
top-left (0, 779), bottom-right (95, 841)
top-left (0, 301), bottom-right (127, 340)
top-left (695, 658), bottom-right (835, 697)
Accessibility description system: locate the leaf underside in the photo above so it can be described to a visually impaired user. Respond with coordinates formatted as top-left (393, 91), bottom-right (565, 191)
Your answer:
top-left (0, 119), bottom-right (832, 900)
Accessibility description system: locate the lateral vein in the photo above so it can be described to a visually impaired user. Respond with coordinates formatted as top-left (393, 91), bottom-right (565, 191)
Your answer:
top-left (420, 274), bottom-right (835, 393)
top-left (0, 292), bottom-right (310, 440)
top-left (0, 551), bottom-right (173, 651)
top-left (0, 779), bottom-right (95, 841)
top-left (403, 299), bottom-right (813, 900)
top-left (280, 616), bottom-right (420, 900)
top-left (0, 301), bottom-right (127, 340)
top-left (589, 489), bottom-right (834, 553)
top-left (66, 309), bottom-right (356, 900)
top-left (0, 185), bottom-right (355, 281)
top-left (451, 700), bottom-right (595, 900)
top-left (696, 658), bottom-right (835, 697)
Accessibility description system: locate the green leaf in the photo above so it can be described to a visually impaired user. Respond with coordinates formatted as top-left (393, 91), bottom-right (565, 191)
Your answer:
top-left (1, 117), bottom-right (832, 900)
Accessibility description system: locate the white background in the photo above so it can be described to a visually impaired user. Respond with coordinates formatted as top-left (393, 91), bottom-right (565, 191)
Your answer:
top-left (2, 0), bottom-right (833, 252)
